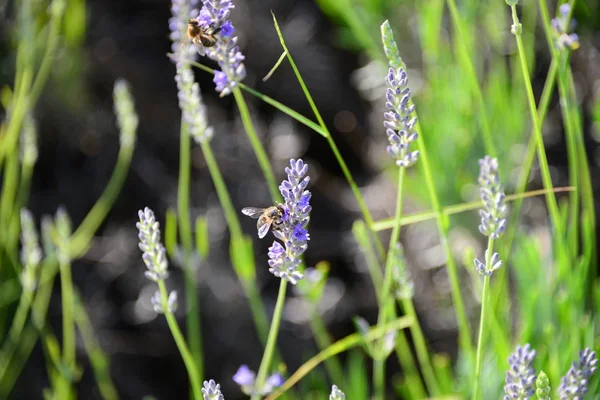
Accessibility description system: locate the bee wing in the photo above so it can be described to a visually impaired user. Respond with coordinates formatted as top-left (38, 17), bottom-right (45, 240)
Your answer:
top-left (242, 207), bottom-right (266, 219)
top-left (257, 218), bottom-right (273, 239)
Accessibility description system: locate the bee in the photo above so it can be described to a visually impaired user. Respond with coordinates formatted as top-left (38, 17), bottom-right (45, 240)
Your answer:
top-left (186, 19), bottom-right (221, 52)
top-left (241, 205), bottom-right (286, 239)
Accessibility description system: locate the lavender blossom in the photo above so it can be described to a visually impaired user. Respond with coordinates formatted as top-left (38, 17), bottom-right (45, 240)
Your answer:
top-left (233, 365), bottom-right (283, 396)
top-left (113, 79), bottom-right (138, 149)
top-left (202, 379), bottom-right (225, 400)
top-left (137, 207), bottom-right (169, 282)
top-left (329, 385), bottom-right (346, 400)
top-left (380, 20), bottom-right (404, 70)
top-left (558, 348), bottom-right (598, 399)
top-left (194, 0), bottom-right (246, 96)
top-left (551, 4), bottom-right (580, 51)
top-left (268, 159), bottom-right (311, 285)
top-left (504, 344), bottom-right (537, 400)
top-left (175, 61), bottom-right (213, 143)
top-left (20, 209), bottom-right (42, 292)
top-left (169, 0), bottom-right (200, 62)
top-left (383, 67), bottom-right (419, 168)
top-left (20, 114), bottom-right (38, 167)
top-left (478, 156), bottom-right (507, 239)
top-left (151, 290), bottom-right (178, 314)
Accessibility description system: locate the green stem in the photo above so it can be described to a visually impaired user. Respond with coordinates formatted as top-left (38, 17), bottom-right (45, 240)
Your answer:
top-left (0, 258), bottom-right (58, 397)
top-left (58, 252), bottom-right (76, 387)
top-left (251, 279), bottom-right (288, 400)
top-left (373, 355), bottom-right (385, 400)
top-left (177, 122), bottom-right (203, 382)
top-left (232, 88), bottom-right (281, 203)
top-left (199, 142), bottom-right (243, 238)
top-left (472, 238), bottom-right (494, 400)
top-left (374, 167), bottom-right (406, 400)
top-left (270, 14), bottom-right (386, 259)
top-left (69, 131), bottom-right (136, 258)
top-left (415, 120), bottom-right (473, 359)
top-left (28, 0), bottom-right (64, 106)
top-left (157, 280), bottom-right (202, 400)
top-left (445, 0), bottom-right (497, 158)
top-left (510, 5), bottom-right (564, 243)
top-left (73, 292), bottom-right (119, 400)
top-left (401, 298), bottom-right (440, 395)
top-left (0, 291), bottom-right (33, 372)
top-left (308, 306), bottom-right (345, 385)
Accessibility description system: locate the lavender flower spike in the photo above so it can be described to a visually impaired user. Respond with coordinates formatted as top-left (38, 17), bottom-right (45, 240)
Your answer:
top-left (478, 156), bottom-right (508, 239)
top-left (195, 0), bottom-right (246, 96)
top-left (551, 3), bottom-right (580, 51)
top-left (384, 66), bottom-right (419, 168)
top-left (330, 385), bottom-right (346, 400)
top-left (175, 62), bottom-right (213, 143)
top-left (558, 348), bottom-right (598, 399)
top-left (268, 159), bottom-right (312, 284)
top-left (233, 365), bottom-right (283, 396)
top-left (137, 207), bottom-right (169, 282)
top-left (169, 0), bottom-right (200, 62)
top-left (504, 344), bottom-right (537, 400)
top-left (202, 379), bottom-right (225, 400)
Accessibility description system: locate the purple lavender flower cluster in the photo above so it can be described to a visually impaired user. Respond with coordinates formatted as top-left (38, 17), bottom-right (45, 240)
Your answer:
top-left (169, 0), bottom-right (200, 62)
top-left (175, 61), bottom-right (213, 143)
top-left (268, 159), bottom-right (312, 285)
top-left (504, 344), bottom-right (537, 400)
top-left (551, 4), bottom-right (580, 51)
top-left (195, 0), bottom-right (246, 96)
top-left (233, 365), bottom-right (283, 396)
top-left (558, 348), bottom-right (598, 399)
top-left (384, 67), bottom-right (419, 167)
top-left (477, 156), bottom-right (507, 239)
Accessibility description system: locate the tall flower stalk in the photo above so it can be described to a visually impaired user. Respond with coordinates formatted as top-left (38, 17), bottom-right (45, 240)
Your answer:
top-left (473, 156), bottom-right (507, 400)
top-left (380, 20), bottom-right (473, 362)
top-left (373, 20), bottom-right (425, 400)
top-left (170, 0), bottom-right (274, 351)
top-left (137, 207), bottom-right (202, 400)
top-left (251, 159), bottom-right (311, 400)
top-left (192, 0), bottom-right (280, 202)
top-left (170, 0), bottom-right (208, 381)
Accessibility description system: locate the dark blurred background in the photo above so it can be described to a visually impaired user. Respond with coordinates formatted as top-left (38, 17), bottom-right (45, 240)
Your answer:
top-left (1, 0), bottom-right (600, 398)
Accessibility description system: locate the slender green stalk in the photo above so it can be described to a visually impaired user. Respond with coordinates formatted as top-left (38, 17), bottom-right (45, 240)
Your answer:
top-left (69, 132), bottom-right (136, 258)
top-left (177, 121), bottom-right (203, 382)
top-left (28, 0), bottom-right (65, 105)
top-left (73, 293), bottom-right (119, 400)
top-left (58, 249), bottom-right (76, 394)
top-left (414, 120), bottom-right (473, 359)
top-left (393, 331), bottom-right (427, 399)
top-left (373, 355), bottom-right (385, 400)
top-left (270, 13), bottom-right (385, 259)
top-left (373, 167), bottom-right (405, 400)
top-left (401, 299), bottom-right (440, 395)
top-left (308, 306), bottom-right (345, 385)
top-left (0, 259), bottom-right (58, 397)
top-left (232, 88), bottom-right (281, 203)
top-left (157, 280), bottom-right (202, 400)
top-left (200, 142), bottom-right (274, 347)
top-left (472, 238), bottom-right (494, 400)
top-left (199, 142), bottom-right (243, 238)
top-left (265, 316), bottom-right (413, 400)
top-left (251, 280), bottom-right (288, 400)
top-left (445, 0), bottom-right (497, 158)
top-left (509, 5), bottom-right (564, 243)
top-left (0, 291), bottom-right (33, 372)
